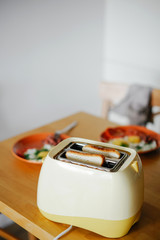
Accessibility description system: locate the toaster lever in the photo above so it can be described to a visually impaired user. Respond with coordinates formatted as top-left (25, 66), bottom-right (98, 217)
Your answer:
top-left (131, 161), bottom-right (139, 173)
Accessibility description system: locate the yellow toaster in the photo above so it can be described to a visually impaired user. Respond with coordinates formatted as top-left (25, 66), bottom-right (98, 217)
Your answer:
top-left (37, 137), bottom-right (144, 238)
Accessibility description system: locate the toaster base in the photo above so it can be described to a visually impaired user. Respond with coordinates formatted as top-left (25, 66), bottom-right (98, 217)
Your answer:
top-left (39, 208), bottom-right (141, 238)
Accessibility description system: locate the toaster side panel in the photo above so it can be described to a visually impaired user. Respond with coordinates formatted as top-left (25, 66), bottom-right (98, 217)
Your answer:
top-left (39, 207), bottom-right (141, 238)
top-left (37, 154), bottom-right (143, 221)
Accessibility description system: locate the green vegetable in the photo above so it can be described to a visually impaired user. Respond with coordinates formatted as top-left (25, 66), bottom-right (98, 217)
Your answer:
top-left (120, 143), bottom-right (129, 147)
top-left (35, 149), bottom-right (48, 155)
top-left (24, 154), bottom-right (30, 159)
top-left (41, 148), bottom-right (49, 152)
top-left (136, 146), bottom-right (142, 150)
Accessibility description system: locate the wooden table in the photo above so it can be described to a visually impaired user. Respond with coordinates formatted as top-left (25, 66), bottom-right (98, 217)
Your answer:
top-left (0, 112), bottom-right (160, 240)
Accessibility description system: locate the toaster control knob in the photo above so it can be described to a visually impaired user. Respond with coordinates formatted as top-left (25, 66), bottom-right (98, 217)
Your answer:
top-left (131, 161), bottom-right (139, 173)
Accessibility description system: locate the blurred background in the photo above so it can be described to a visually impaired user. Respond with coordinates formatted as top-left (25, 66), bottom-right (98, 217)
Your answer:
top-left (0, 0), bottom-right (160, 141)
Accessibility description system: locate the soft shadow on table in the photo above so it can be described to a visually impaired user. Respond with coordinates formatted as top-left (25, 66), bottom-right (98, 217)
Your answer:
top-left (127, 202), bottom-right (160, 240)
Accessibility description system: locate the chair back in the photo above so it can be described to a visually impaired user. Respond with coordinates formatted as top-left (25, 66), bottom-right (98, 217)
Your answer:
top-left (99, 81), bottom-right (160, 120)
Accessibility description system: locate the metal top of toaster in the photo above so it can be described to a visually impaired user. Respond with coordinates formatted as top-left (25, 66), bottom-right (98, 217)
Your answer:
top-left (54, 142), bottom-right (129, 172)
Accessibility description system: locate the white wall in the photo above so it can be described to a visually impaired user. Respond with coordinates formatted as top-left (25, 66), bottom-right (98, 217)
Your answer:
top-left (1, 1), bottom-right (160, 141)
top-left (0, 0), bottom-right (105, 140)
top-left (103, 0), bottom-right (160, 88)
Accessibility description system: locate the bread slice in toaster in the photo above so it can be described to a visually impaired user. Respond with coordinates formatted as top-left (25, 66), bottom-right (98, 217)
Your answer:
top-left (65, 150), bottom-right (105, 166)
top-left (82, 145), bottom-right (120, 159)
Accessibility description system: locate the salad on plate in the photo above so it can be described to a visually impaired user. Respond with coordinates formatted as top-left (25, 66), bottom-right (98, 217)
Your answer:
top-left (100, 126), bottom-right (160, 153)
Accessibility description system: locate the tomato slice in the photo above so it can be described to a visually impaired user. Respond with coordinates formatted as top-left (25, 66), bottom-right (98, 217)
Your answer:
top-left (107, 127), bottom-right (126, 139)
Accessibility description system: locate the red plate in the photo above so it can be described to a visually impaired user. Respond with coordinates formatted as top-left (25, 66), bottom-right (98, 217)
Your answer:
top-left (100, 126), bottom-right (160, 154)
top-left (12, 132), bottom-right (69, 164)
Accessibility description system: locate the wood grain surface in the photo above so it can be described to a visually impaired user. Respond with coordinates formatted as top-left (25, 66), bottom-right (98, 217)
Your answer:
top-left (0, 112), bottom-right (160, 240)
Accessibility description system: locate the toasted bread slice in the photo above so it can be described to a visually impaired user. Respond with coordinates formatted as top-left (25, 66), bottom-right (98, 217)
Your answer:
top-left (65, 150), bottom-right (104, 166)
top-left (82, 145), bottom-right (120, 159)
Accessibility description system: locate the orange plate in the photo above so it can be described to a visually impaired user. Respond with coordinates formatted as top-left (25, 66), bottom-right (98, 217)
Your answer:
top-left (100, 125), bottom-right (160, 154)
top-left (12, 132), bottom-right (69, 164)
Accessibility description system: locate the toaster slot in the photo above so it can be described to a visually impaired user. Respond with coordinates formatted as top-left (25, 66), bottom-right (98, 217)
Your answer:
top-left (54, 142), bottom-right (128, 172)
top-left (69, 143), bottom-right (83, 151)
top-left (103, 160), bottom-right (116, 169)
